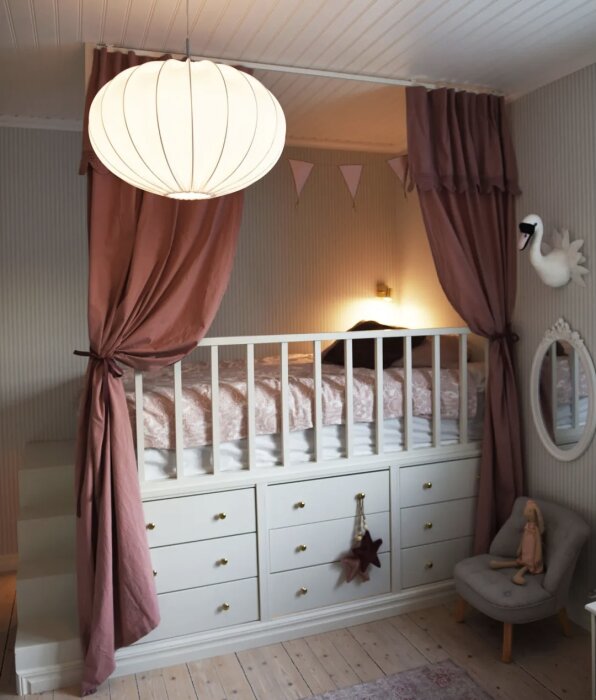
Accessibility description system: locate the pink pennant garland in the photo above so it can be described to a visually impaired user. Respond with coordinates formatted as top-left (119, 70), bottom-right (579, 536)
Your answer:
top-left (387, 155), bottom-right (413, 195)
top-left (288, 159), bottom-right (314, 203)
top-left (339, 164), bottom-right (363, 208)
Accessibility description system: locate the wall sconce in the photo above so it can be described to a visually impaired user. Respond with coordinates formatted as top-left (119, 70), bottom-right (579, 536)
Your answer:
top-left (376, 282), bottom-right (392, 302)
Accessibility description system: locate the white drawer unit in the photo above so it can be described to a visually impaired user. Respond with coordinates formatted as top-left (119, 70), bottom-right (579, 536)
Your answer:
top-left (400, 498), bottom-right (476, 549)
top-left (268, 471), bottom-right (389, 529)
top-left (401, 537), bottom-right (472, 589)
top-left (151, 532), bottom-right (257, 594)
top-left (143, 488), bottom-right (256, 547)
top-left (269, 512), bottom-right (390, 573)
top-left (143, 577), bottom-right (259, 643)
top-left (270, 552), bottom-right (391, 617)
top-left (399, 458), bottom-right (479, 508)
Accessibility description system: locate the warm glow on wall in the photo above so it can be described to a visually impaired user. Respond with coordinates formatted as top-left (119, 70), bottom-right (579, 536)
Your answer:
top-left (334, 295), bottom-right (435, 331)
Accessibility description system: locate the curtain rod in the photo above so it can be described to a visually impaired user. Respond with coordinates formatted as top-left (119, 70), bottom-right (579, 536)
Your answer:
top-left (93, 43), bottom-right (501, 96)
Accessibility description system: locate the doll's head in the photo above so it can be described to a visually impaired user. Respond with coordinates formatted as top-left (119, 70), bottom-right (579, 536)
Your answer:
top-left (524, 499), bottom-right (545, 534)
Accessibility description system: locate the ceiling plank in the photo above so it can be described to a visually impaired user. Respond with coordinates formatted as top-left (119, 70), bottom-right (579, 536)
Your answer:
top-left (6, 0), bottom-right (36, 47)
top-left (32, 0), bottom-right (59, 46)
top-left (0, 0), bottom-right (17, 48)
top-left (57, 0), bottom-right (83, 45)
top-left (143, 0), bottom-right (180, 52)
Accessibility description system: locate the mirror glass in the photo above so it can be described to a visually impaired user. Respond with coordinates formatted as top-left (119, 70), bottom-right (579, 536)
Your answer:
top-left (531, 319), bottom-right (596, 461)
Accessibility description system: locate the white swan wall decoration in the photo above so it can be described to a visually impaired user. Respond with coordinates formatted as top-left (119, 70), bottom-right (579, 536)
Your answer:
top-left (518, 214), bottom-right (588, 288)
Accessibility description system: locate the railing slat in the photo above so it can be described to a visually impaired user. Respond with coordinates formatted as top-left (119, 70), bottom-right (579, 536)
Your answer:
top-left (375, 337), bottom-right (384, 455)
top-left (280, 342), bottom-right (290, 467)
top-left (173, 361), bottom-right (184, 480)
top-left (211, 345), bottom-right (220, 474)
top-left (459, 334), bottom-right (468, 445)
top-left (404, 336), bottom-right (412, 450)
top-left (246, 344), bottom-right (256, 470)
top-left (345, 339), bottom-right (354, 459)
top-left (134, 370), bottom-right (145, 484)
top-left (313, 340), bottom-right (323, 463)
top-left (432, 335), bottom-right (441, 447)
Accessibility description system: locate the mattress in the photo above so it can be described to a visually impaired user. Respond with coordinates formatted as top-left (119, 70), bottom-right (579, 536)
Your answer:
top-left (142, 407), bottom-right (485, 481)
top-left (124, 353), bottom-right (486, 452)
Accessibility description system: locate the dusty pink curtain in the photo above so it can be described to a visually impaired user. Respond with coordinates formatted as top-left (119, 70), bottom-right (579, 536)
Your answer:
top-left (406, 86), bottom-right (524, 554)
top-left (76, 48), bottom-right (244, 695)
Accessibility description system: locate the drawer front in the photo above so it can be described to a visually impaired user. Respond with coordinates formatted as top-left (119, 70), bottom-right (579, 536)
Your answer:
top-left (143, 577), bottom-right (259, 643)
top-left (401, 537), bottom-right (472, 589)
top-left (151, 533), bottom-right (257, 594)
top-left (143, 488), bottom-right (256, 547)
top-left (270, 512), bottom-right (390, 573)
top-left (400, 498), bottom-right (476, 549)
top-left (270, 552), bottom-right (390, 617)
top-left (268, 471), bottom-right (389, 529)
top-left (399, 459), bottom-right (478, 508)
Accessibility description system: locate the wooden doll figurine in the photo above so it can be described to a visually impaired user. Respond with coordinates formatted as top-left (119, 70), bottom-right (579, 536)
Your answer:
top-left (490, 499), bottom-right (545, 585)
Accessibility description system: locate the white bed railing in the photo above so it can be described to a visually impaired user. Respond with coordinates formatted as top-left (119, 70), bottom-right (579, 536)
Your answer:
top-left (134, 327), bottom-right (482, 484)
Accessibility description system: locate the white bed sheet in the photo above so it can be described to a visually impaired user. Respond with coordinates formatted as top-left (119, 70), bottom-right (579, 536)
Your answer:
top-left (143, 409), bottom-right (484, 481)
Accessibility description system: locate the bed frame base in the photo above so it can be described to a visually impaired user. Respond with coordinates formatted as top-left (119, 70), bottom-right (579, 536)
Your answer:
top-left (15, 581), bottom-right (456, 695)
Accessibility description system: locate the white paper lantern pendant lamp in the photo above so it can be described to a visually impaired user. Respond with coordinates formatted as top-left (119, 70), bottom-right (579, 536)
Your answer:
top-left (88, 7), bottom-right (285, 199)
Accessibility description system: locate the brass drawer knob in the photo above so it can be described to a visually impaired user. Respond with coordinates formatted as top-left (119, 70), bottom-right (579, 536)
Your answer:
top-left (221, 602), bottom-right (231, 611)
top-left (425, 561), bottom-right (434, 569)
top-left (299, 587), bottom-right (308, 595)
top-left (423, 481), bottom-right (433, 490)
top-left (146, 522), bottom-right (156, 530)
top-left (217, 512), bottom-right (227, 520)
top-left (152, 569), bottom-right (157, 577)
top-left (298, 544), bottom-right (307, 552)
top-left (219, 557), bottom-right (229, 566)
top-left (296, 501), bottom-right (306, 509)
top-left (424, 522), bottom-right (433, 530)
top-left (356, 492), bottom-right (365, 500)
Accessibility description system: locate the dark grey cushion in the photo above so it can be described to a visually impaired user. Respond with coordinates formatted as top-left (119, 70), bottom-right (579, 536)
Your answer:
top-left (454, 554), bottom-right (557, 624)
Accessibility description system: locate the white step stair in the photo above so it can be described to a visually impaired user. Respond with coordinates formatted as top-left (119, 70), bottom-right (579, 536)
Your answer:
top-left (17, 559), bottom-right (76, 622)
top-left (15, 440), bottom-right (80, 695)
top-left (17, 505), bottom-right (75, 563)
top-left (19, 442), bottom-right (74, 510)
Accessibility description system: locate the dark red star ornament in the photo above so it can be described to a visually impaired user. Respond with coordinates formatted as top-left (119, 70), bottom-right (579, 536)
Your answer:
top-left (351, 529), bottom-right (382, 572)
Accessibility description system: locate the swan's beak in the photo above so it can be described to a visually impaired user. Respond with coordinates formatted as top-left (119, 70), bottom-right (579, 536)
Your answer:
top-left (518, 221), bottom-right (536, 251)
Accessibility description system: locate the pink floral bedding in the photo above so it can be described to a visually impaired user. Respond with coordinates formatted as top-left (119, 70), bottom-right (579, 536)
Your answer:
top-left (123, 354), bottom-right (485, 450)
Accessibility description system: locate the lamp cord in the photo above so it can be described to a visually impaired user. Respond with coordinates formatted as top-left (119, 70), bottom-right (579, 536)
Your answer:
top-left (185, 0), bottom-right (190, 58)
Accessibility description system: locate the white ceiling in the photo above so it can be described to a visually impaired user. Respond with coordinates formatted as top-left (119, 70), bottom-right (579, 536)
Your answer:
top-left (2, 0), bottom-right (596, 151)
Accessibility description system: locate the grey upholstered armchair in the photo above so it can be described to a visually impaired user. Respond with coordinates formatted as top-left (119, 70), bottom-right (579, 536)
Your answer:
top-left (453, 497), bottom-right (590, 663)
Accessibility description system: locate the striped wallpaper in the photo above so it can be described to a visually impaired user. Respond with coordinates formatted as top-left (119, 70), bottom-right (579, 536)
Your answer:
top-left (0, 132), bottom-right (457, 559)
top-left (511, 62), bottom-right (596, 623)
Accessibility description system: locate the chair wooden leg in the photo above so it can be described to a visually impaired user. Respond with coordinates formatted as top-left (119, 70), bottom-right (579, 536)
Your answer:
top-left (501, 622), bottom-right (513, 663)
top-left (454, 597), bottom-right (467, 623)
top-left (558, 608), bottom-right (572, 637)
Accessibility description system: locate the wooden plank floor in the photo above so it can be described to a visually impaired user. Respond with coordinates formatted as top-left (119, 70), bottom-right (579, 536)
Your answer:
top-left (0, 573), bottom-right (590, 699)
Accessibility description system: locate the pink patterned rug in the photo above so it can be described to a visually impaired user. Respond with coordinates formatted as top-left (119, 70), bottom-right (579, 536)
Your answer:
top-left (310, 660), bottom-right (492, 699)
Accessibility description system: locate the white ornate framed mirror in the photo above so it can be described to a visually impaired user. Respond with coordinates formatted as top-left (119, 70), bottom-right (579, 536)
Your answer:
top-left (530, 318), bottom-right (596, 461)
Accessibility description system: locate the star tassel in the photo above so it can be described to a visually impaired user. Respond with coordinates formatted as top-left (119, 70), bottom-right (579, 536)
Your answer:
top-left (341, 554), bottom-right (370, 583)
top-left (351, 530), bottom-right (382, 573)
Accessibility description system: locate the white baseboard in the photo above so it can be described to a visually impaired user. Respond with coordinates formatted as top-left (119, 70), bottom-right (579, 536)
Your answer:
top-left (16, 582), bottom-right (456, 695)
top-left (0, 553), bottom-right (18, 573)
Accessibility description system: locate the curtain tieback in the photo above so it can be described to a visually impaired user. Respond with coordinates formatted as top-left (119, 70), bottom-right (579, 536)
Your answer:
top-left (488, 325), bottom-right (520, 343)
top-left (74, 349), bottom-right (123, 378)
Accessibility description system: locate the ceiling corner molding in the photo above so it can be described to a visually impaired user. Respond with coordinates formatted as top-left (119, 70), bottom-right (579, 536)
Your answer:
top-left (0, 115), bottom-right (83, 132)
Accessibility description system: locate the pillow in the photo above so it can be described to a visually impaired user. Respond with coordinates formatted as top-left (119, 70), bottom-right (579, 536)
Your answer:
top-left (322, 320), bottom-right (426, 370)
top-left (392, 334), bottom-right (470, 368)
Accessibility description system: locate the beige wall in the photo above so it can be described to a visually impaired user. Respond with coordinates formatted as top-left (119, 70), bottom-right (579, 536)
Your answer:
top-left (511, 63), bottom-right (596, 623)
top-left (0, 133), bottom-right (456, 560)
